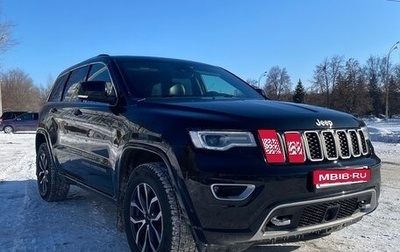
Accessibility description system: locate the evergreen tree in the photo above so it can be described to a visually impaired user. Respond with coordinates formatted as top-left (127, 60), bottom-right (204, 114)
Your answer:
top-left (364, 56), bottom-right (384, 116)
top-left (368, 72), bottom-right (383, 116)
top-left (292, 79), bottom-right (305, 103)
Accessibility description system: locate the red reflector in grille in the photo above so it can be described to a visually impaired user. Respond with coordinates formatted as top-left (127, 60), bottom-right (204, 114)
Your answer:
top-left (258, 129), bottom-right (285, 163)
top-left (284, 132), bottom-right (306, 163)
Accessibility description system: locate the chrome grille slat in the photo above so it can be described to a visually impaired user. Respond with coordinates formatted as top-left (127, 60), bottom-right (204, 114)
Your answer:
top-left (321, 131), bottom-right (338, 160)
top-left (301, 129), bottom-right (368, 162)
top-left (349, 130), bottom-right (361, 157)
top-left (358, 129), bottom-right (368, 155)
top-left (304, 132), bottom-right (323, 161)
top-left (336, 130), bottom-right (351, 159)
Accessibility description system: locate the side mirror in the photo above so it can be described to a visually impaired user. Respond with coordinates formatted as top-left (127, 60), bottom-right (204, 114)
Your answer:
top-left (254, 88), bottom-right (268, 99)
top-left (78, 81), bottom-right (116, 104)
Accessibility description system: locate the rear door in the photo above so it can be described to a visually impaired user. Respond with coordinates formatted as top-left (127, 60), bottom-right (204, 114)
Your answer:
top-left (24, 113), bottom-right (38, 131)
top-left (49, 63), bottom-right (119, 196)
top-left (15, 113), bottom-right (37, 131)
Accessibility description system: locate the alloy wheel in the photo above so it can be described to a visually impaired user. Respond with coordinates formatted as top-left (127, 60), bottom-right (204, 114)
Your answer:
top-left (130, 182), bottom-right (163, 252)
top-left (4, 126), bottom-right (13, 134)
top-left (37, 151), bottom-right (49, 196)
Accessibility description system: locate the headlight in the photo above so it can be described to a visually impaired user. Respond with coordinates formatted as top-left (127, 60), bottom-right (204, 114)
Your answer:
top-left (189, 131), bottom-right (256, 151)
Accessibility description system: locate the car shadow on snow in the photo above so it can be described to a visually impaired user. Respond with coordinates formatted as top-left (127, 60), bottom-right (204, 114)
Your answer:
top-left (0, 179), bottom-right (130, 251)
top-left (0, 180), bottom-right (310, 252)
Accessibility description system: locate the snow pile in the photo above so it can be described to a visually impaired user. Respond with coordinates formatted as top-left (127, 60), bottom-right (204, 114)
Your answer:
top-left (0, 119), bottom-right (399, 251)
top-left (364, 117), bottom-right (400, 144)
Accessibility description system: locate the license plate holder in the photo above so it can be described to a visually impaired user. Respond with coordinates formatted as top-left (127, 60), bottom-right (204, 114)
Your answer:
top-left (313, 167), bottom-right (371, 189)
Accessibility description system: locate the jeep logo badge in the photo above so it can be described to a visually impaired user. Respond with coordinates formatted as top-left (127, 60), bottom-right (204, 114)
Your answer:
top-left (316, 119), bottom-right (333, 128)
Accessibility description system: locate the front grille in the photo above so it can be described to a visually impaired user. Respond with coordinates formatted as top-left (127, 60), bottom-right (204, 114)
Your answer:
top-left (349, 130), bottom-right (361, 157)
top-left (322, 131), bottom-right (338, 160)
top-left (337, 130), bottom-right (351, 158)
top-left (304, 132), bottom-right (323, 161)
top-left (298, 197), bottom-right (359, 227)
top-left (302, 129), bottom-right (369, 162)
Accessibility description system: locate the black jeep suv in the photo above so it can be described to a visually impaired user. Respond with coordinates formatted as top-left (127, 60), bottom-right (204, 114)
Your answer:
top-left (36, 55), bottom-right (380, 251)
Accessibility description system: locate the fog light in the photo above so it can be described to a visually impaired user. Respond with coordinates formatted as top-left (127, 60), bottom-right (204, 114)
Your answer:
top-left (271, 216), bottom-right (291, 226)
top-left (359, 200), bottom-right (372, 211)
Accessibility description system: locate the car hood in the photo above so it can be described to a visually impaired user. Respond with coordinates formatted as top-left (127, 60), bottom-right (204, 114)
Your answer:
top-left (137, 98), bottom-right (364, 131)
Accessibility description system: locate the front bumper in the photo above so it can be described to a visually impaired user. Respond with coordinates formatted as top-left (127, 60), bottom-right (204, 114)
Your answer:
top-left (250, 188), bottom-right (377, 242)
top-left (178, 149), bottom-right (381, 246)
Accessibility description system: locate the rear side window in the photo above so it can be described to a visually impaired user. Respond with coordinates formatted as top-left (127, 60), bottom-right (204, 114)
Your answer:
top-left (63, 66), bottom-right (89, 102)
top-left (18, 113), bottom-right (36, 120)
top-left (1, 112), bottom-right (27, 120)
top-left (48, 74), bottom-right (69, 102)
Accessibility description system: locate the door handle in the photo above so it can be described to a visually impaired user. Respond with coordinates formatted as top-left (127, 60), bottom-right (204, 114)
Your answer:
top-left (73, 109), bottom-right (82, 116)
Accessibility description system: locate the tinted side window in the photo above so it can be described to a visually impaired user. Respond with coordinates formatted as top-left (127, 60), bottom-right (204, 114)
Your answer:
top-left (48, 74), bottom-right (69, 102)
top-left (63, 66), bottom-right (89, 102)
top-left (201, 74), bottom-right (245, 97)
top-left (19, 113), bottom-right (34, 120)
top-left (88, 63), bottom-right (115, 96)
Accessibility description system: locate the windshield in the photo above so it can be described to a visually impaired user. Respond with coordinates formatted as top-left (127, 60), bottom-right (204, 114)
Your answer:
top-left (115, 58), bottom-right (264, 99)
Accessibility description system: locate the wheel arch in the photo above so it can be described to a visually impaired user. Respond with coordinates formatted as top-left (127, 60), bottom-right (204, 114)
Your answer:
top-left (35, 130), bottom-right (47, 153)
top-left (116, 145), bottom-right (171, 202)
top-left (35, 129), bottom-right (57, 165)
top-left (115, 144), bottom-right (196, 234)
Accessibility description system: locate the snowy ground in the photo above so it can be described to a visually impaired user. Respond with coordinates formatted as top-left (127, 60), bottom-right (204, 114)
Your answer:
top-left (0, 118), bottom-right (399, 252)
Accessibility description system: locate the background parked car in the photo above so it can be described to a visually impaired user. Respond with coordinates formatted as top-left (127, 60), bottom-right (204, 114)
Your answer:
top-left (0, 111), bottom-right (28, 123)
top-left (0, 112), bottom-right (38, 133)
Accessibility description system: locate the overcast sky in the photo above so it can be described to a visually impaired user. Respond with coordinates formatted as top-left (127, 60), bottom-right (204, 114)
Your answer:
top-left (1, 0), bottom-right (400, 88)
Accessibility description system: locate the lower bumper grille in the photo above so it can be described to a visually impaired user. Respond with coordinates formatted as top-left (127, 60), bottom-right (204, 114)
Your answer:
top-left (254, 189), bottom-right (377, 242)
top-left (298, 197), bottom-right (359, 227)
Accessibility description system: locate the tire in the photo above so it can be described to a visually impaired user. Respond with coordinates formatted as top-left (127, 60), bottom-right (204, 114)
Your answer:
top-left (36, 142), bottom-right (70, 201)
top-left (124, 162), bottom-right (196, 252)
top-left (3, 126), bottom-right (13, 134)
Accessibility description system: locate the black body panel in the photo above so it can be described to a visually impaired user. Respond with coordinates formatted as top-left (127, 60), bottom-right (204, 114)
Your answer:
top-left (36, 55), bottom-right (381, 247)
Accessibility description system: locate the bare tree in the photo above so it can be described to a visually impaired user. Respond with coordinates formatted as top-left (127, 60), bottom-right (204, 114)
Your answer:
top-left (38, 75), bottom-right (54, 106)
top-left (0, 18), bottom-right (17, 115)
top-left (245, 78), bottom-right (258, 88)
top-left (264, 66), bottom-right (291, 100)
top-left (389, 64), bottom-right (400, 115)
top-left (0, 21), bottom-right (17, 53)
top-left (312, 56), bottom-right (344, 107)
top-left (1, 69), bottom-right (42, 112)
top-left (332, 58), bottom-right (371, 115)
